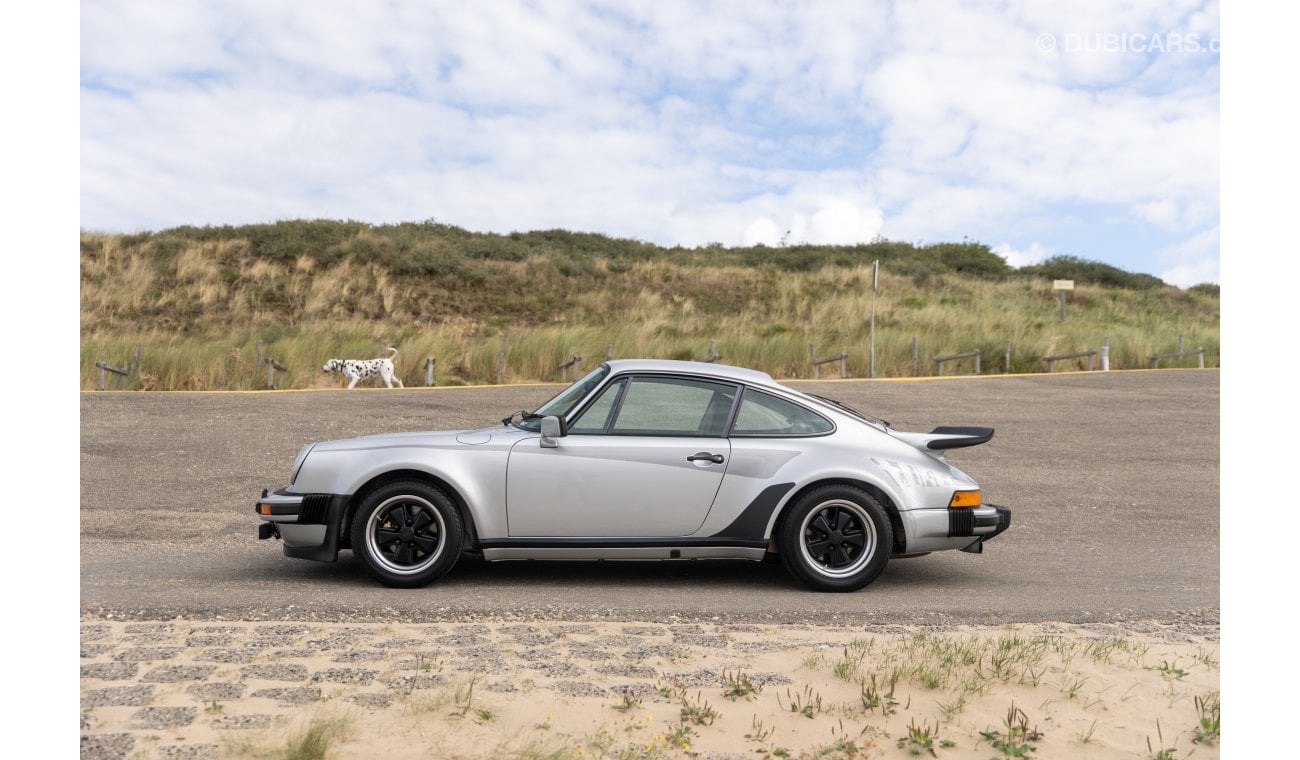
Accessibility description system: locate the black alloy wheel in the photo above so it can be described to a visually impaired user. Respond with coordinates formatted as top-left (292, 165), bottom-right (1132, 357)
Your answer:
top-left (777, 485), bottom-right (892, 592)
top-left (350, 481), bottom-right (463, 588)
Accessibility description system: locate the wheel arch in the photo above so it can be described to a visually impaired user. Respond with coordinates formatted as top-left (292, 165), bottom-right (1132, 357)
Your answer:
top-left (774, 478), bottom-right (906, 555)
top-left (340, 469), bottom-right (480, 551)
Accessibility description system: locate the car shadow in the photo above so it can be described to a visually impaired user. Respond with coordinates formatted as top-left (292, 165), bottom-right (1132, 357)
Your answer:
top-left (239, 549), bottom-right (991, 596)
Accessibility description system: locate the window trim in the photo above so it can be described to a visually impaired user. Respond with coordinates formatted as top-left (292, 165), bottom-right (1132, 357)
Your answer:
top-left (567, 377), bottom-right (628, 435)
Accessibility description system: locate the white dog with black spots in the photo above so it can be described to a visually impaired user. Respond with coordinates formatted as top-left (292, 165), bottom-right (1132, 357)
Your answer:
top-left (322, 347), bottom-right (404, 389)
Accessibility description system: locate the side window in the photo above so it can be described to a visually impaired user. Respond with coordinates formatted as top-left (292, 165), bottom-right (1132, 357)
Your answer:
top-left (568, 379), bottom-right (625, 434)
top-left (608, 377), bottom-right (737, 437)
top-left (731, 390), bottom-right (833, 436)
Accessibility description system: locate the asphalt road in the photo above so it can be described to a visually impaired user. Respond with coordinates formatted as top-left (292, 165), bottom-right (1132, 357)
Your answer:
top-left (80, 370), bottom-right (1219, 626)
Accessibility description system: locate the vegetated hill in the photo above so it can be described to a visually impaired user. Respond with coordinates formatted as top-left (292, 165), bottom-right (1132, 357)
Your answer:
top-left (79, 219), bottom-right (1219, 389)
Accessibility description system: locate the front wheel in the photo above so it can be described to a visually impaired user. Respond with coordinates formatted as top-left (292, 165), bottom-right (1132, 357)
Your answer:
top-left (350, 481), bottom-right (463, 588)
top-left (777, 485), bottom-right (892, 592)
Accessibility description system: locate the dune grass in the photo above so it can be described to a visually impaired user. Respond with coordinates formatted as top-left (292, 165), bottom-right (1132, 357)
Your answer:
top-left (79, 223), bottom-right (1219, 390)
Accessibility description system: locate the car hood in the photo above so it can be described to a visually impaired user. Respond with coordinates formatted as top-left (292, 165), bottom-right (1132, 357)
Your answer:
top-left (310, 426), bottom-right (511, 451)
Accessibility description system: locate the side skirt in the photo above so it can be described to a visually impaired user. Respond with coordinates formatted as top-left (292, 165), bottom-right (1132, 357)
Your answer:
top-left (480, 540), bottom-right (767, 562)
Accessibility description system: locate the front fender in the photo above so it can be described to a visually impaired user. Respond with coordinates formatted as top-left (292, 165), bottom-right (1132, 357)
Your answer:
top-left (292, 443), bottom-right (513, 539)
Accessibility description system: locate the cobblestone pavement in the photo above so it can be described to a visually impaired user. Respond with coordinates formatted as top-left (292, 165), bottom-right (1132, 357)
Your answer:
top-left (80, 619), bottom-right (811, 759)
top-left (80, 618), bottom-right (1220, 760)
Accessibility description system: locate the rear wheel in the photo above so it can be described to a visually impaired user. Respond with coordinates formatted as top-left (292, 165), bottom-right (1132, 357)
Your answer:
top-left (777, 485), bottom-right (892, 592)
top-left (350, 481), bottom-right (463, 588)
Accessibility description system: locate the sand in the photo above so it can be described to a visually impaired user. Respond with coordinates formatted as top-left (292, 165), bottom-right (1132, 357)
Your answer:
top-left (80, 618), bottom-right (1219, 759)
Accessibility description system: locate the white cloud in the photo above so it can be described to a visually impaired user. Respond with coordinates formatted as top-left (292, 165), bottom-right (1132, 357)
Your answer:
top-left (737, 198), bottom-right (885, 247)
top-left (79, 0), bottom-right (1219, 281)
top-left (1158, 225), bottom-right (1219, 287)
top-left (993, 241), bottom-right (1052, 268)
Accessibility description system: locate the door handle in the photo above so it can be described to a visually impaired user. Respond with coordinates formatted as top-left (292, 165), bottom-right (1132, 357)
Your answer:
top-left (687, 452), bottom-right (724, 464)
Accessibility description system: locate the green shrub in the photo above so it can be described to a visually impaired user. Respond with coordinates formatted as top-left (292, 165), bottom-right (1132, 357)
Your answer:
top-left (1019, 255), bottom-right (1166, 289)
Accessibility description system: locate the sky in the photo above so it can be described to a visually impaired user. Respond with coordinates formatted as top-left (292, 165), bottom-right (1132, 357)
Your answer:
top-left (79, 0), bottom-right (1220, 286)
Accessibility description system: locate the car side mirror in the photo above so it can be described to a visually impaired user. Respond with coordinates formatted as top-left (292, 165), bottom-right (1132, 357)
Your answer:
top-left (539, 416), bottom-right (566, 448)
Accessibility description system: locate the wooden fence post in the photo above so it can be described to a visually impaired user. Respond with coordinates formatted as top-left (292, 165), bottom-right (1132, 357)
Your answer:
top-left (94, 345), bottom-right (139, 390)
top-left (912, 337), bottom-right (919, 377)
top-left (424, 357), bottom-right (436, 386)
top-left (933, 349), bottom-right (981, 376)
top-left (265, 358), bottom-right (287, 389)
top-left (1044, 349), bottom-right (1098, 372)
top-left (810, 346), bottom-right (849, 379)
top-left (1148, 339), bottom-right (1207, 369)
top-left (557, 355), bottom-right (582, 382)
top-left (496, 336), bottom-right (507, 385)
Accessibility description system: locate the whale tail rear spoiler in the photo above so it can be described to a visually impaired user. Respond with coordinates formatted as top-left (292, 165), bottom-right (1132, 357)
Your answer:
top-left (891, 426), bottom-right (994, 452)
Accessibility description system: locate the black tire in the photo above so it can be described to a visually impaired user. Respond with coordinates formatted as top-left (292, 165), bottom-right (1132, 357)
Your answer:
top-left (777, 485), bottom-right (892, 592)
top-left (349, 481), bottom-right (463, 588)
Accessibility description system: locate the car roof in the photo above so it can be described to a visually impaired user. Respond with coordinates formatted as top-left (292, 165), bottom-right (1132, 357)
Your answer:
top-left (603, 359), bottom-right (778, 388)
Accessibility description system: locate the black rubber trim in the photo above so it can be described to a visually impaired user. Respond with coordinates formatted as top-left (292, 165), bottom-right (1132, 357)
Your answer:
top-left (282, 494), bottom-right (350, 562)
top-left (982, 504), bottom-right (1012, 542)
top-left (479, 537), bottom-right (769, 550)
top-left (254, 488), bottom-right (301, 516)
top-left (927, 426), bottom-right (994, 449)
top-left (949, 503), bottom-right (1012, 539)
top-left (709, 482), bottom-right (796, 541)
top-left (299, 494), bottom-right (331, 524)
top-left (255, 488), bottom-right (334, 519)
top-left (948, 507), bottom-right (976, 537)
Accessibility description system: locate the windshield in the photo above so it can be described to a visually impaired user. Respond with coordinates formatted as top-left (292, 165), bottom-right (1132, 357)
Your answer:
top-left (512, 364), bottom-right (611, 431)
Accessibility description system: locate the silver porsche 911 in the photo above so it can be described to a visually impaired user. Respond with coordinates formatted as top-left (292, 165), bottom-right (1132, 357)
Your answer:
top-left (255, 359), bottom-right (1010, 592)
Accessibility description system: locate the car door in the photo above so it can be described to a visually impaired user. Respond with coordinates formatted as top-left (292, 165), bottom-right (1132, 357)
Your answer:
top-left (506, 375), bottom-right (737, 537)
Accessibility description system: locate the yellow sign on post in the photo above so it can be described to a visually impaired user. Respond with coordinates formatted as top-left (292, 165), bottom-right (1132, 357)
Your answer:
top-left (1053, 280), bottom-right (1074, 321)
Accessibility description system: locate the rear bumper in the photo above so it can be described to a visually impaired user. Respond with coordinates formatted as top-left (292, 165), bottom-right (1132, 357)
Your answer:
top-left (953, 504), bottom-right (1011, 553)
top-left (254, 488), bottom-right (348, 562)
top-left (898, 503), bottom-right (1012, 554)
top-left (949, 504), bottom-right (1011, 541)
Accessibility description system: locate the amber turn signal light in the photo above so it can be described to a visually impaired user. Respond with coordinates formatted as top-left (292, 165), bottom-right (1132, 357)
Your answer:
top-left (258, 503), bottom-right (272, 515)
top-left (949, 490), bottom-right (982, 508)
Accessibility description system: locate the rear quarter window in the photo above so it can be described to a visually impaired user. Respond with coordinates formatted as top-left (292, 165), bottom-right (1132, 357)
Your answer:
top-left (730, 389), bottom-right (834, 436)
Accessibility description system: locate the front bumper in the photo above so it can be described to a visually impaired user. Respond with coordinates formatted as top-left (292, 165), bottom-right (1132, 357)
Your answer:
top-left (254, 488), bottom-right (348, 562)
